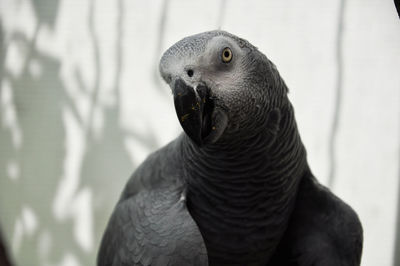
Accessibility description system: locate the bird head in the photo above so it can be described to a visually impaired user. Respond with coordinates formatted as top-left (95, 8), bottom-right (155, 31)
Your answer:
top-left (159, 30), bottom-right (287, 147)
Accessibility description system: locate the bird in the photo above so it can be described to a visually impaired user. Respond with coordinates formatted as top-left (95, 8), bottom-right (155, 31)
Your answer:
top-left (97, 30), bottom-right (363, 266)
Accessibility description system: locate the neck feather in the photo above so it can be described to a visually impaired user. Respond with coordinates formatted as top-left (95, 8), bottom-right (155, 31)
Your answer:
top-left (180, 103), bottom-right (309, 264)
top-left (182, 103), bottom-right (307, 199)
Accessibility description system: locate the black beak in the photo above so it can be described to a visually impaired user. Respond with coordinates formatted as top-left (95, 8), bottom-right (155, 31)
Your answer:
top-left (173, 79), bottom-right (214, 146)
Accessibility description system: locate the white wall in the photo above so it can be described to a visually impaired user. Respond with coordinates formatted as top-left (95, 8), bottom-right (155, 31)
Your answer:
top-left (0, 0), bottom-right (399, 265)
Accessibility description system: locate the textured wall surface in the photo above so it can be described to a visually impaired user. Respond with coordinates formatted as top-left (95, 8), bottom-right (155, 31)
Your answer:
top-left (0, 0), bottom-right (399, 265)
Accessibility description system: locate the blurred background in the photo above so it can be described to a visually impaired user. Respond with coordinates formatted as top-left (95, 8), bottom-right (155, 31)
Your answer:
top-left (0, 0), bottom-right (399, 265)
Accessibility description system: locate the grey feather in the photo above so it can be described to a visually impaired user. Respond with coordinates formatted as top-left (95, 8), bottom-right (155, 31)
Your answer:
top-left (97, 141), bottom-right (208, 266)
top-left (98, 30), bottom-right (363, 266)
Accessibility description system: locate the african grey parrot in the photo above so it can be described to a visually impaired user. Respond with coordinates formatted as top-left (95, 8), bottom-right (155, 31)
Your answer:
top-left (97, 30), bottom-right (363, 266)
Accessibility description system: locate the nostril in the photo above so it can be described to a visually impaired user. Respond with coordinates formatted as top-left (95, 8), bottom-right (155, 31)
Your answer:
top-left (187, 69), bottom-right (194, 77)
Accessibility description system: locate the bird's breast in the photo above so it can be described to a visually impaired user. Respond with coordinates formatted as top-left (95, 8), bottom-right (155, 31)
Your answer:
top-left (186, 172), bottom-right (299, 266)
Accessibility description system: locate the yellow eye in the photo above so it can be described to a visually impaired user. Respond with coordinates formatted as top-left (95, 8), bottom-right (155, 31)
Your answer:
top-left (222, 47), bottom-right (232, 63)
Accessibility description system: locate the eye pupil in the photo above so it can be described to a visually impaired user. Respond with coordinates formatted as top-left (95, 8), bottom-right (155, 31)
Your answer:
top-left (222, 47), bottom-right (232, 63)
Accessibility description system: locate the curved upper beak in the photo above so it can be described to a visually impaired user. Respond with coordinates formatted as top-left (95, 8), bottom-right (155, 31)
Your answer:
top-left (172, 79), bottom-right (214, 146)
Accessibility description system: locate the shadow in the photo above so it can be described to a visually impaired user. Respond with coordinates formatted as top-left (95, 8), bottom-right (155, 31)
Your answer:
top-left (0, 0), bottom-right (163, 264)
top-left (216, 0), bottom-right (226, 29)
top-left (394, 122), bottom-right (400, 265)
top-left (77, 0), bottom-right (161, 263)
top-left (152, 0), bottom-right (171, 97)
top-left (327, 0), bottom-right (346, 188)
top-left (0, 30), bottom-right (69, 266)
top-left (31, 0), bottom-right (60, 28)
top-left (0, 23), bottom-right (88, 264)
top-left (0, 18), bottom-right (4, 82)
top-left (0, 20), bottom-right (13, 266)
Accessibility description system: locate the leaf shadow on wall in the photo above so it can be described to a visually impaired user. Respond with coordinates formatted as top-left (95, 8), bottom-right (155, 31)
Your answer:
top-left (0, 0), bottom-right (160, 265)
